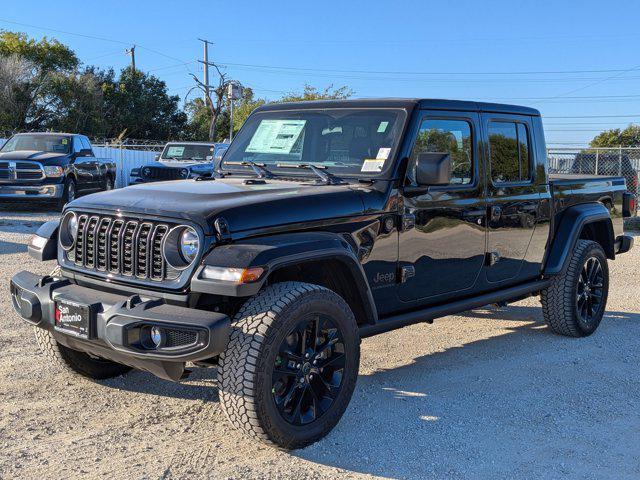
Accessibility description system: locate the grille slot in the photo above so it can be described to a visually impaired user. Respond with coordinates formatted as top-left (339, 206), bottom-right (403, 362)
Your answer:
top-left (68, 214), bottom-right (178, 282)
top-left (164, 329), bottom-right (199, 348)
top-left (142, 166), bottom-right (185, 181)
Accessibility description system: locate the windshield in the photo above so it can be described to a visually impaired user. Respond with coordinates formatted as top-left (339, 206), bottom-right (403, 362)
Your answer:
top-left (0, 134), bottom-right (71, 154)
top-left (161, 144), bottom-right (214, 161)
top-left (221, 108), bottom-right (406, 176)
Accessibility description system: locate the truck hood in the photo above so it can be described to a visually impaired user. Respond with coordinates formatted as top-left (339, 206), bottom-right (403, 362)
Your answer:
top-left (70, 177), bottom-right (369, 235)
top-left (0, 150), bottom-right (68, 162)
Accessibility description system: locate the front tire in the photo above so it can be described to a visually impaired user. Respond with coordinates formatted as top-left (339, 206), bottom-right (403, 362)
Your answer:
top-left (34, 328), bottom-right (131, 380)
top-left (56, 177), bottom-right (76, 211)
top-left (541, 239), bottom-right (609, 337)
top-left (218, 282), bottom-right (360, 449)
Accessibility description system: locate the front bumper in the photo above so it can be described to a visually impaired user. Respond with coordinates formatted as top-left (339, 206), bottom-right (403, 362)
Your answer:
top-left (0, 184), bottom-right (63, 199)
top-left (10, 271), bottom-right (230, 381)
top-left (615, 234), bottom-right (634, 255)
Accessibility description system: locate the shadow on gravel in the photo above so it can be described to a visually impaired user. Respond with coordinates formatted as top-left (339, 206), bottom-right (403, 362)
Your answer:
top-left (102, 365), bottom-right (220, 403)
top-left (0, 202), bottom-right (58, 213)
top-left (70, 304), bottom-right (639, 478)
top-left (0, 239), bottom-right (28, 255)
top-left (294, 306), bottom-right (640, 478)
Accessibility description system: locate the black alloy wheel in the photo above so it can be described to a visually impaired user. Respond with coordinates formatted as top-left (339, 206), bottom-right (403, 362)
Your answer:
top-left (576, 256), bottom-right (605, 327)
top-left (271, 314), bottom-right (346, 426)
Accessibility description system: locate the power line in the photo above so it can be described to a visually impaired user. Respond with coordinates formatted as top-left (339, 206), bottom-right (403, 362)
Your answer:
top-left (0, 17), bottom-right (193, 67)
top-left (217, 60), bottom-right (636, 76)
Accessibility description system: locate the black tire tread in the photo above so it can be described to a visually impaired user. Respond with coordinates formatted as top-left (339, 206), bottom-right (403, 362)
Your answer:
top-left (217, 281), bottom-right (358, 449)
top-left (541, 239), bottom-right (607, 337)
top-left (33, 327), bottom-right (131, 379)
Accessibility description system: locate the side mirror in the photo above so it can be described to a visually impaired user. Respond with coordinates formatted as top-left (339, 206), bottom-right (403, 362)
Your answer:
top-left (415, 152), bottom-right (451, 186)
top-left (79, 148), bottom-right (92, 157)
top-left (155, 154), bottom-right (161, 161)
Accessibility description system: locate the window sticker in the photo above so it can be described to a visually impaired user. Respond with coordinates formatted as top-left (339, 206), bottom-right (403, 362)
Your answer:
top-left (166, 146), bottom-right (185, 157)
top-left (376, 147), bottom-right (391, 160)
top-left (377, 121), bottom-right (389, 133)
top-left (61, 138), bottom-right (68, 145)
top-left (246, 119), bottom-right (306, 154)
top-left (361, 159), bottom-right (385, 172)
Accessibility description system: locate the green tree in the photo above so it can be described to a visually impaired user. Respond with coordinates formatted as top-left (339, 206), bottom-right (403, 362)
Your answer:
top-left (45, 68), bottom-right (106, 135)
top-left (0, 31), bottom-right (78, 71)
top-left (280, 84), bottom-right (353, 102)
top-left (184, 87), bottom-right (266, 142)
top-left (590, 124), bottom-right (640, 147)
top-left (101, 67), bottom-right (187, 140)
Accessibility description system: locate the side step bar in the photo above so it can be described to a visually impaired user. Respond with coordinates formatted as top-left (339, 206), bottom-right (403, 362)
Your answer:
top-left (359, 279), bottom-right (551, 338)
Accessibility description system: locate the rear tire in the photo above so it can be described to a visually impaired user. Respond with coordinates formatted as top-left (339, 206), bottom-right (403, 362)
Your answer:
top-left (34, 328), bottom-right (131, 380)
top-left (218, 282), bottom-right (360, 449)
top-left (541, 239), bottom-right (609, 337)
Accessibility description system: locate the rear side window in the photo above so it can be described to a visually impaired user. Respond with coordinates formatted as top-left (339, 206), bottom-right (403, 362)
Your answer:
top-left (73, 137), bottom-right (84, 153)
top-left (410, 118), bottom-right (473, 185)
top-left (488, 121), bottom-right (531, 183)
top-left (80, 137), bottom-right (92, 152)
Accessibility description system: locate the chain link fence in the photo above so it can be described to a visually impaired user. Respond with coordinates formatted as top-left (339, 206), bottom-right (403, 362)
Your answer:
top-left (547, 147), bottom-right (640, 194)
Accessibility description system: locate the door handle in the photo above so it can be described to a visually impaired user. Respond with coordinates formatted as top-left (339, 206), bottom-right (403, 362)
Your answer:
top-left (490, 206), bottom-right (502, 222)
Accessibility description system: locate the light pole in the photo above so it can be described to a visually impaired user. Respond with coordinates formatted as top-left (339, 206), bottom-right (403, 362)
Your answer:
top-left (227, 82), bottom-right (242, 142)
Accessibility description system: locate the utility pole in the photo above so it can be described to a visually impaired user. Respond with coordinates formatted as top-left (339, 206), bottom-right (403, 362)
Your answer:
top-left (198, 38), bottom-right (213, 104)
top-left (125, 45), bottom-right (136, 72)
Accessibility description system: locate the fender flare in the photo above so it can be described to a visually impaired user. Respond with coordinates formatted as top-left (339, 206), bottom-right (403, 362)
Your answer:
top-left (28, 220), bottom-right (59, 262)
top-left (191, 232), bottom-right (378, 323)
top-left (544, 202), bottom-right (614, 276)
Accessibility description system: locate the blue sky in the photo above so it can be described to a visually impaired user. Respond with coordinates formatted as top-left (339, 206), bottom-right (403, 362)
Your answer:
top-left (1, 0), bottom-right (639, 146)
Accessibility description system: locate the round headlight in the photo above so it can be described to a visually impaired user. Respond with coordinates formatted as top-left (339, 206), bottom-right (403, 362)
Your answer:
top-left (143, 167), bottom-right (151, 177)
top-left (68, 214), bottom-right (78, 239)
top-left (59, 211), bottom-right (78, 250)
top-left (180, 228), bottom-right (199, 263)
top-left (162, 225), bottom-right (200, 270)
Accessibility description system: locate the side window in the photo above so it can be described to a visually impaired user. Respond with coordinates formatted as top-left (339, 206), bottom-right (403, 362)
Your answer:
top-left (488, 121), bottom-right (531, 183)
top-left (409, 118), bottom-right (473, 185)
top-left (80, 137), bottom-right (93, 154)
top-left (73, 137), bottom-right (84, 154)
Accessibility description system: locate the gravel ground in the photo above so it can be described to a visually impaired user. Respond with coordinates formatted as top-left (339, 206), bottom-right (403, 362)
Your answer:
top-left (0, 208), bottom-right (639, 480)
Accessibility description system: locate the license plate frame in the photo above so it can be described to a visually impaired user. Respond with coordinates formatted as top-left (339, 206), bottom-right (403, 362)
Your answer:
top-left (54, 298), bottom-right (94, 339)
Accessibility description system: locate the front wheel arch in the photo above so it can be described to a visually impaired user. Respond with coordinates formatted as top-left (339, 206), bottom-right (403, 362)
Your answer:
top-left (265, 255), bottom-right (377, 326)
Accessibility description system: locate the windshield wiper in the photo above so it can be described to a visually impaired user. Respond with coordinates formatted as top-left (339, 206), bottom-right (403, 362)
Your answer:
top-left (276, 163), bottom-right (343, 185)
top-left (225, 161), bottom-right (274, 179)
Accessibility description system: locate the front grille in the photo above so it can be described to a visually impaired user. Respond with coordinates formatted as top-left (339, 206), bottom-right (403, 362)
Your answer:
top-left (67, 214), bottom-right (178, 282)
top-left (142, 166), bottom-right (185, 181)
top-left (0, 161), bottom-right (44, 182)
top-left (164, 329), bottom-right (199, 348)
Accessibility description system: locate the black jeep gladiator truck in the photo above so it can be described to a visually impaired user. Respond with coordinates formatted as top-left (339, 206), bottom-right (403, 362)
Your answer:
top-left (10, 99), bottom-right (635, 449)
top-left (130, 141), bottom-right (229, 183)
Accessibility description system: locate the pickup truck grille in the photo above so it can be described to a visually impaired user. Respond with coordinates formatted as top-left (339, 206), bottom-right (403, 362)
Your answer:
top-left (67, 214), bottom-right (179, 282)
top-left (0, 161), bottom-right (45, 182)
top-left (142, 166), bottom-right (186, 181)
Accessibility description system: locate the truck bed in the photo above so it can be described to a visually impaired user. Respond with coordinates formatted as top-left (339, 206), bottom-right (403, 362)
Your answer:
top-left (549, 173), bottom-right (627, 238)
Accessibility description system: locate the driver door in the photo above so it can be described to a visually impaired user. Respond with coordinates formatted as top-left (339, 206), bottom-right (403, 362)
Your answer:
top-left (72, 136), bottom-right (98, 189)
top-left (398, 110), bottom-right (487, 306)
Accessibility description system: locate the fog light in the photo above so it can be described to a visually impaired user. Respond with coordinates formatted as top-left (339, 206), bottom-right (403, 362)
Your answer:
top-left (150, 326), bottom-right (163, 347)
